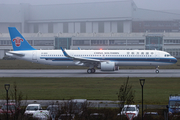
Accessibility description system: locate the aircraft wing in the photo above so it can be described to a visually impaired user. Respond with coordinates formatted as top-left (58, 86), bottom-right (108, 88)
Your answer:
top-left (60, 47), bottom-right (105, 64)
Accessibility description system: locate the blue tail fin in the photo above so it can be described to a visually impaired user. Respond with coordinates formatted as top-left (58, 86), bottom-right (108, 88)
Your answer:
top-left (8, 27), bottom-right (36, 51)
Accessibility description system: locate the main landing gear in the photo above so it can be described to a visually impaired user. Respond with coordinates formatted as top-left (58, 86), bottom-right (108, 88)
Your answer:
top-left (155, 66), bottom-right (159, 74)
top-left (87, 68), bottom-right (96, 74)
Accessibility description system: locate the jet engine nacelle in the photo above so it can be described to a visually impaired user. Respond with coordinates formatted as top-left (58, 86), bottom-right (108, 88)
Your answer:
top-left (99, 61), bottom-right (118, 71)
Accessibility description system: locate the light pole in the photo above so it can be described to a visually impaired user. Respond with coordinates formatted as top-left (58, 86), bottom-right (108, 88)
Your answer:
top-left (139, 79), bottom-right (145, 120)
top-left (4, 84), bottom-right (10, 120)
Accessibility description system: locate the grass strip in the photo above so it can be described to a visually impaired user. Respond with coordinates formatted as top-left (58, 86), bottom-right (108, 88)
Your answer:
top-left (0, 77), bottom-right (179, 105)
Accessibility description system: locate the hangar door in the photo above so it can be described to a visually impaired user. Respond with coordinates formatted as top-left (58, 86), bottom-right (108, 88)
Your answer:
top-left (55, 37), bottom-right (71, 49)
top-left (146, 35), bottom-right (163, 50)
top-left (0, 50), bottom-right (5, 59)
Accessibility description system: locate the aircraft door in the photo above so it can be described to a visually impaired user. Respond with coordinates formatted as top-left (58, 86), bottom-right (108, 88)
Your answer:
top-left (155, 51), bottom-right (160, 60)
top-left (32, 51), bottom-right (37, 60)
top-left (102, 52), bottom-right (105, 59)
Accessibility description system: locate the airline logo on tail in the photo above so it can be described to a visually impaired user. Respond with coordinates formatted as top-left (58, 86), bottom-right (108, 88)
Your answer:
top-left (13, 37), bottom-right (24, 47)
top-left (8, 27), bottom-right (36, 51)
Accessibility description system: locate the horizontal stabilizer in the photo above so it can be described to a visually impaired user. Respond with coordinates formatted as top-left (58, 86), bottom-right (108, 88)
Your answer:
top-left (6, 52), bottom-right (25, 56)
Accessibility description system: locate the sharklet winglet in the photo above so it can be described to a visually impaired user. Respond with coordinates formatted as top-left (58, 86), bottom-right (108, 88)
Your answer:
top-left (60, 47), bottom-right (71, 58)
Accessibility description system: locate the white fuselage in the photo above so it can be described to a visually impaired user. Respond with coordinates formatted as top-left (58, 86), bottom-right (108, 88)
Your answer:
top-left (6, 49), bottom-right (177, 67)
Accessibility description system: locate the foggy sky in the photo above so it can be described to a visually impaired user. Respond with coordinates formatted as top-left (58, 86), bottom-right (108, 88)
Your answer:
top-left (0, 0), bottom-right (180, 11)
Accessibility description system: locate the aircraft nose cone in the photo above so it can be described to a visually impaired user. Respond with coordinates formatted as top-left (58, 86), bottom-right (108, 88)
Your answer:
top-left (173, 57), bottom-right (177, 63)
top-left (170, 57), bottom-right (177, 63)
top-left (175, 58), bottom-right (177, 63)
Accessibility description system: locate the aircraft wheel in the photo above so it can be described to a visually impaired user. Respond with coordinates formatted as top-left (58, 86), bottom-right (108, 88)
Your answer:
top-left (155, 70), bottom-right (159, 74)
top-left (91, 68), bottom-right (96, 73)
top-left (87, 69), bottom-right (92, 74)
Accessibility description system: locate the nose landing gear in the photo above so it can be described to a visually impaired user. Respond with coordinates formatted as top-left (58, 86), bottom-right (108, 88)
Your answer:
top-left (155, 66), bottom-right (159, 74)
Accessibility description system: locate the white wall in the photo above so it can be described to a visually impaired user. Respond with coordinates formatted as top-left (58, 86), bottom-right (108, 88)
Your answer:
top-left (111, 22), bottom-right (117, 33)
top-left (29, 24), bottom-right (34, 33)
top-left (0, 23), bottom-right (21, 33)
top-left (0, 50), bottom-right (4, 59)
top-left (123, 21), bottom-right (132, 33)
top-left (92, 22), bottom-right (98, 33)
top-left (86, 22), bottom-right (92, 33)
top-left (39, 23), bottom-right (48, 33)
top-left (0, 24), bottom-right (9, 33)
top-left (68, 23), bottom-right (74, 33)
top-left (75, 22), bottom-right (80, 33)
top-left (104, 22), bottom-right (111, 33)
top-left (53, 23), bottom-right (63, 33)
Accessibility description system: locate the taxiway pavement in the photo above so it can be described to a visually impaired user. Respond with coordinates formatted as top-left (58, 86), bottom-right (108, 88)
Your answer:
top-left (0, 69), bottom-right (179, 77)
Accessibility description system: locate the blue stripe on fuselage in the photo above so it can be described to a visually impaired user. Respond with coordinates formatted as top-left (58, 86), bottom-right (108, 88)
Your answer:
top-left (42, 58), bottom-right (73, 61)
top-left (40, 57), bottom-right (177, 63)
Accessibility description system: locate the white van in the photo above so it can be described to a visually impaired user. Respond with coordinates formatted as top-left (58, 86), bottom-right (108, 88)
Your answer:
top-left (24, 104), bottom-right (43, 115)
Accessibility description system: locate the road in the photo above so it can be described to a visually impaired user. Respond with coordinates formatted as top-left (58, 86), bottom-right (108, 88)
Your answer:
top-left (0, 69), bottom-right (179, 77)
top-left (0, 100), bottom-right (166, 109)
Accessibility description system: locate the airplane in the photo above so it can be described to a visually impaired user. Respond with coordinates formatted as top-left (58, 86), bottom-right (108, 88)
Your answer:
top-left (6, 27), bottom-right (177, 74)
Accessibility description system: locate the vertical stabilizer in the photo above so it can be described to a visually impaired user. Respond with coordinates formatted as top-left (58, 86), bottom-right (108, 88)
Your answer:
top-left (8, 27), bottom-right (36, 51)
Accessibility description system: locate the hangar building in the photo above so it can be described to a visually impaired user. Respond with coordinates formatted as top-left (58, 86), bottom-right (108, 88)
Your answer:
top-left (0, 0), bottom-right (180, 59)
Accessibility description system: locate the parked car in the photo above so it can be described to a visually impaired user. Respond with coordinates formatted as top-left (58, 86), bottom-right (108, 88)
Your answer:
top-left (24, 104), bottom-right (42, 116)
top-left (33, 110), bottom-right (50, 120)
top-left (117, 105), bottom-right (139, 118)
top-left (90, 113), bottom-right (105, 120)
top-left (167, 95), bottom-right (180, 115)
top-left (71, 99), bottom-right (87, 115)
top-left (144, 112), bottom-right (160, 120)
top-left (47, 105), bottom-right (61, 118)
top-left (0, 103), bottom-right (19, 115)
top-left (57, 99), bottom-right (87, 118)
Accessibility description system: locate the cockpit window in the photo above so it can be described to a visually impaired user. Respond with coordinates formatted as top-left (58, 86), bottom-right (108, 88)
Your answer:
top-left (165, 54), bottom-right (171, 57)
